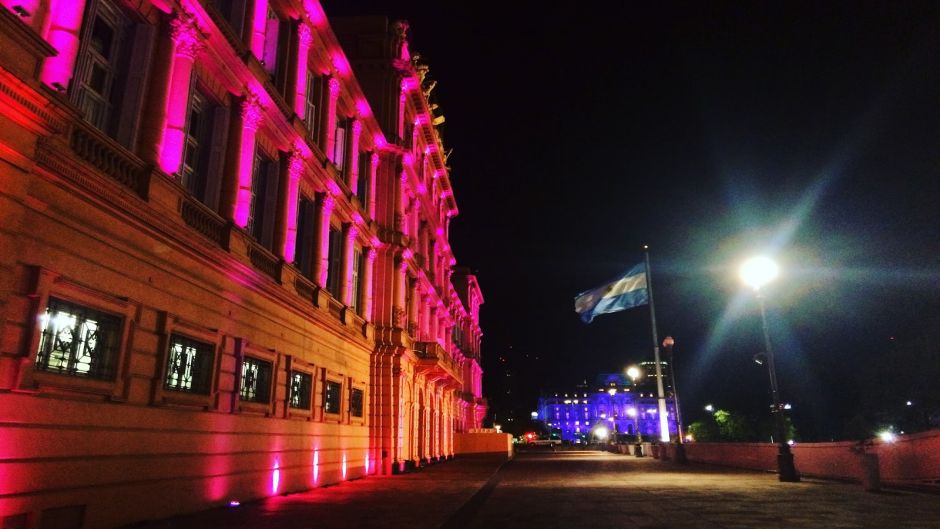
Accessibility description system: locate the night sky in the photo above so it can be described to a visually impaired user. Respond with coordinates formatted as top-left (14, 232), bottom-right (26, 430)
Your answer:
top-left (323, 1), bottom-right (940, 440)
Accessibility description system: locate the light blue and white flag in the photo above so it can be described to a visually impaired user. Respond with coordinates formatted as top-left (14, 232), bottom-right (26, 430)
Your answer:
top-left (574, 263), bottom-right (649, 323)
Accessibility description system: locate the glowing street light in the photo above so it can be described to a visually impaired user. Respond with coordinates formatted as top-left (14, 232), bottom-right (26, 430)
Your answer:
top-left (740, 255), bottom-right (799, 482)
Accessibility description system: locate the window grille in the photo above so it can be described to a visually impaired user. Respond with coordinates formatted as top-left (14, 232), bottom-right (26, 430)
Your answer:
top-left (165, 334), bottom-right (215, 394)
top-left (289, 370), bottom-right (312, 409)
top-left (324, 380), bottom-right (341, 414)
top-left (240, 356), bottom-right (272, 403)
top-left (35, 298), bottom-right (122, 380)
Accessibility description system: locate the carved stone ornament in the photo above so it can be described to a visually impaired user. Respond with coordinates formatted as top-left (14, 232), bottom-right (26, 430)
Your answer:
top-left (241, 92), bottom-right (264, 131)
top-left (170, 12), bottom-right (205, 59)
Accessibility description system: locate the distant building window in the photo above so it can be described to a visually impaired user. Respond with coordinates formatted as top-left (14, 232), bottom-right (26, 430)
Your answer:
top-left (35, 298), bottom-right (122, 380)
top-left (165, 334), bottom-right (214, 394)
top-left (350, 247), bottom-right (363, 314)
top-left (295, 195), bottom-right (316, 278)
top-left (356, 151), bottom-right (370, 207)
top-left (350, 388), bottom-right (364, 418)
top-left (304, 72), bottom-right (323, 140)
top-left (247, 151), bottom-right (280, 251)
top-left (289, 371), bottom-right (312, 409)
top-left (71, 0), bottom-right (153, 147)
top-left (326, 227), bottom-right (343, 299)
top-left (240, 357), bottom-right (272, 403)
top-left (181, 89), bottom-right (228, 210)
top-left (324, 380), bottom-right (341, 414)
top-left (333, 117), bottom-right (348, 171)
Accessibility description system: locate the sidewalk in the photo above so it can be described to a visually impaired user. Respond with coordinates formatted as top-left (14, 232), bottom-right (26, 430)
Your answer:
top-left (129, 455), bottom-right (508, 529)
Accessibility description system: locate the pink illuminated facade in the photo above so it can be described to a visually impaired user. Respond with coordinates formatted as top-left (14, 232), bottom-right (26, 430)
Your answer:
top-left (0, 2), bottom-right (484, 528)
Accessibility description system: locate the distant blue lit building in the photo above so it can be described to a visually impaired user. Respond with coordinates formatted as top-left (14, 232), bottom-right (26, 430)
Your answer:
top-left (536, 367), bottom-right (678, 442)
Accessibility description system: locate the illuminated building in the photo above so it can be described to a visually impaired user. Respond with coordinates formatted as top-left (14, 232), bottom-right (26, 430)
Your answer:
top-left (537, 373), bottom-right (677, 442)
top-left (0, 1), bottom-right (484, 527)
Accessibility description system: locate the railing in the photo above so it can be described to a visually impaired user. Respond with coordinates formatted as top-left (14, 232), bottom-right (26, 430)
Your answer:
top-left (247, 242), bottom-right (281, 282)
top-left (294, 274), bottom-right (315, 302)
top-left (68, 121), bottom-right (149, 198)
top-left (179, 197), bottom-right (227, 247)
top-left (414, 341), bottom-right (461, 381)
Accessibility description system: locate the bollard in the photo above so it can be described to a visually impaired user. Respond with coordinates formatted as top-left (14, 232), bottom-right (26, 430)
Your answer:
top-left (860, 452), bottom-right (881, 492)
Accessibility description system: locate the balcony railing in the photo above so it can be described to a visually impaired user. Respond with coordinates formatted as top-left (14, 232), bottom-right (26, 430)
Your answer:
top-left (247, 242), bottom-right (282, 282)
top-left (68, 120), bottom-right (149, 198)
top-left (179, 197), bottom-right (227, 247)
top-left (414, 341), bottom-right (461, 381)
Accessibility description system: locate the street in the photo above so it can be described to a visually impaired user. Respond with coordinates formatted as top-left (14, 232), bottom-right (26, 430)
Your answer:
top-left (134, 450), bottom-right (940, 529)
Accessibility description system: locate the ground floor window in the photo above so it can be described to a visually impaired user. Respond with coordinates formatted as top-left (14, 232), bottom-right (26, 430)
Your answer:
top-left (240, 356), bottom-right (273, 403)
top-left (289, 370), bottom-right (312, 409)
top-left (350, 387), bottom-right (364, 417)
top-left (324, 380), bottom-right (342, 414)
top-left (165, 334), bottom-right (214, 394)
top-left (36, 298), bottom-right (122, 380)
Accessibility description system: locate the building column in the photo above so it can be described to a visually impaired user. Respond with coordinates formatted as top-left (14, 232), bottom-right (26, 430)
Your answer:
top-left (293, 24), bottom-right (313, 117)
top-left (281, 149), bottom-right (304, 262)
top-left (324, 77), bottom-right (340, 160)
top-left (348, 119), bottom-right (361, 191)
top-left (233, 93), bottom-right (263, 227)
top-left (341, 224), bottom-right (357, 306)
top-left (39, 0), bottom-right (88, 90)
top-left (368, 153), bottom-right (379, 218)
top-left (313, 193), bottom-right (335, 288)
top-left (363, 248), bottom-right (376, 321)
top-left (158, 12), bottom-right (204, 174)
top-left (249, 0), bottom-right (268, 60)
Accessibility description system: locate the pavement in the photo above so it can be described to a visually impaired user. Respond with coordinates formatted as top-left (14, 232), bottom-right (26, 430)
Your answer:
top-left (130, 449), bottom-right (940, 529)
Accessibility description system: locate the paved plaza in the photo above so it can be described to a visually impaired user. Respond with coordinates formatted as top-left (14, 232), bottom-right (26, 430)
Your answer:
top-left (132, 450), bottom-right (940, 529)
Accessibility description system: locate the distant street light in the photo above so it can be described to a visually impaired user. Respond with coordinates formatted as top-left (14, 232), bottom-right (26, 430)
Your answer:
top-left (627, 365), bottom-right (644, 457)
top-left (740, 255), bottom-right (799, 482)
top-left (662, 336), bottom-right (687, 464)
top-left (704, 404), bottom-right (714, 412)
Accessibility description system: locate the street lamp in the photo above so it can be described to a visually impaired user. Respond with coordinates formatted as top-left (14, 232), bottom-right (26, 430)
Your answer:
top-left (662, 336), bottom-right (687, 464)
top-left (627, 366), bottom-right (643, 457)
top-left (607, 388), bottom-right (617, 445)
top-left (739, 256), bottom-right (799, 482)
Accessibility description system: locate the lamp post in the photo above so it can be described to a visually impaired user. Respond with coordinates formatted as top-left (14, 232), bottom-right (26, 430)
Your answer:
top-left (627, 366), bottom-right (643, 457)
top-left (607, 388), bottom-right (617, 446)
top-left (739, 256), bottom-right (799, 482)
top-left (662, 336), bottom-right (687, 464)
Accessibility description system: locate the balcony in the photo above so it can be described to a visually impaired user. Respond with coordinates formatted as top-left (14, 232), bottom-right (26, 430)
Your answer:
top-left (413, 341), bottom-right (461, 383)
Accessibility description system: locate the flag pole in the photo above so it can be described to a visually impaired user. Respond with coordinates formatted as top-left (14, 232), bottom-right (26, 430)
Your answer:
top-left (644, 245), bottom-right (671, 442)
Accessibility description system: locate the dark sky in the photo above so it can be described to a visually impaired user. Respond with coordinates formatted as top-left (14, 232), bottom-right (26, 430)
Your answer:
top-left (323, 1), bottom-right (940, 440)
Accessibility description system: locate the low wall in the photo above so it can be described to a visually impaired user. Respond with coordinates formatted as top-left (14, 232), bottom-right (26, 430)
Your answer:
top-left (672, 428), bottom-right (940, 483)
top-left (455, 432), bottom-right (513, 459)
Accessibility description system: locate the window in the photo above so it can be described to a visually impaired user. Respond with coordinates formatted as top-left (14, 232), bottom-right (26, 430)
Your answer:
top-left (215, 0), bottom-right (247, 38)
top-left (350, 387), bottom-right (364, 418)
top-left (356, 151), bottom-right (370, 207)
top-left (180, 88), bottom-right (229, 210)
top-left (35, 297), bottom-right (122, 380)
top-left (71, 0), bottom-right (153, 147)
top-left (239, 356), bottom-right (272, 403)
top-left (350, 247), bottom-right (363, 314)
top-left (324, 380), bottom-right (341, 414)
top-left (333, 117), bottom-right (348, 171)
top-left (295, 195), bottom-right (316, 278)
top-left (289, 370), bottom-right (312, 410)
top-left (247, 151), bottom-right (280, 250)
top-left (304, 72), bottom-right (323, 140)
top-left (326, 226), bottom-right (343, 299)
top-left (165, 334), bottom-right (214, 394)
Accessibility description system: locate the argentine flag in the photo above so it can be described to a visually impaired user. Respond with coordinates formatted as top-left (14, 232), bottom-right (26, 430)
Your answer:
top-left (574, 263), bottom-right (649, 323)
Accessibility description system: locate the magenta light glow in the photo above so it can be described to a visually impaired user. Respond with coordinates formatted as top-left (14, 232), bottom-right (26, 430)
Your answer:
top-left (331, 50), bottom-right (351, 77)
top-left (435, 227), bottom-right (444, 236)
top-left (373, 134), bottom-right (387, 149)
top-left (352, 212), bottom-right (364, 225)
top-left (342, 454), bottom-right (347, 480)
top-left (312, 449), bottom-right (320, 484)
top-left (401, 77), bottom-right (418, 92)
top-left (303, 0), bottom-right (327, 27)
top-left (40, 0), bottom-right (88, 90)
top-left (228, 500), bottom-right (240, 507)
top-left (325, 77), bottom-right (340, 161)
top-left (158, 14), bottom-right (203, 175)
top-left (326, 179), bottom-right (341, 197)
top-left (233, 95), bottom-right (263, 227)
top-left (282, 152), bottom-right (303, 262)
top-left (403, 153), bottom-right (414, 167)
top-left (417, 183), bottom-right (427, 195)
top-left (250, 0), bottom-right (268, 59)
top-left (271, 459), bottom-right (280, 494)
top-left (294, 26), bottom-right (313, 117)
top-left (364, 452), bottom-right (370, 474)
top-left (355, 98), bottom-right (371, 118)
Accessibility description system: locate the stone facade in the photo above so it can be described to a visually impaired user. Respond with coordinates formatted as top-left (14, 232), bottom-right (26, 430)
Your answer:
top-left (0, 1), bottom-right (484, 527)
